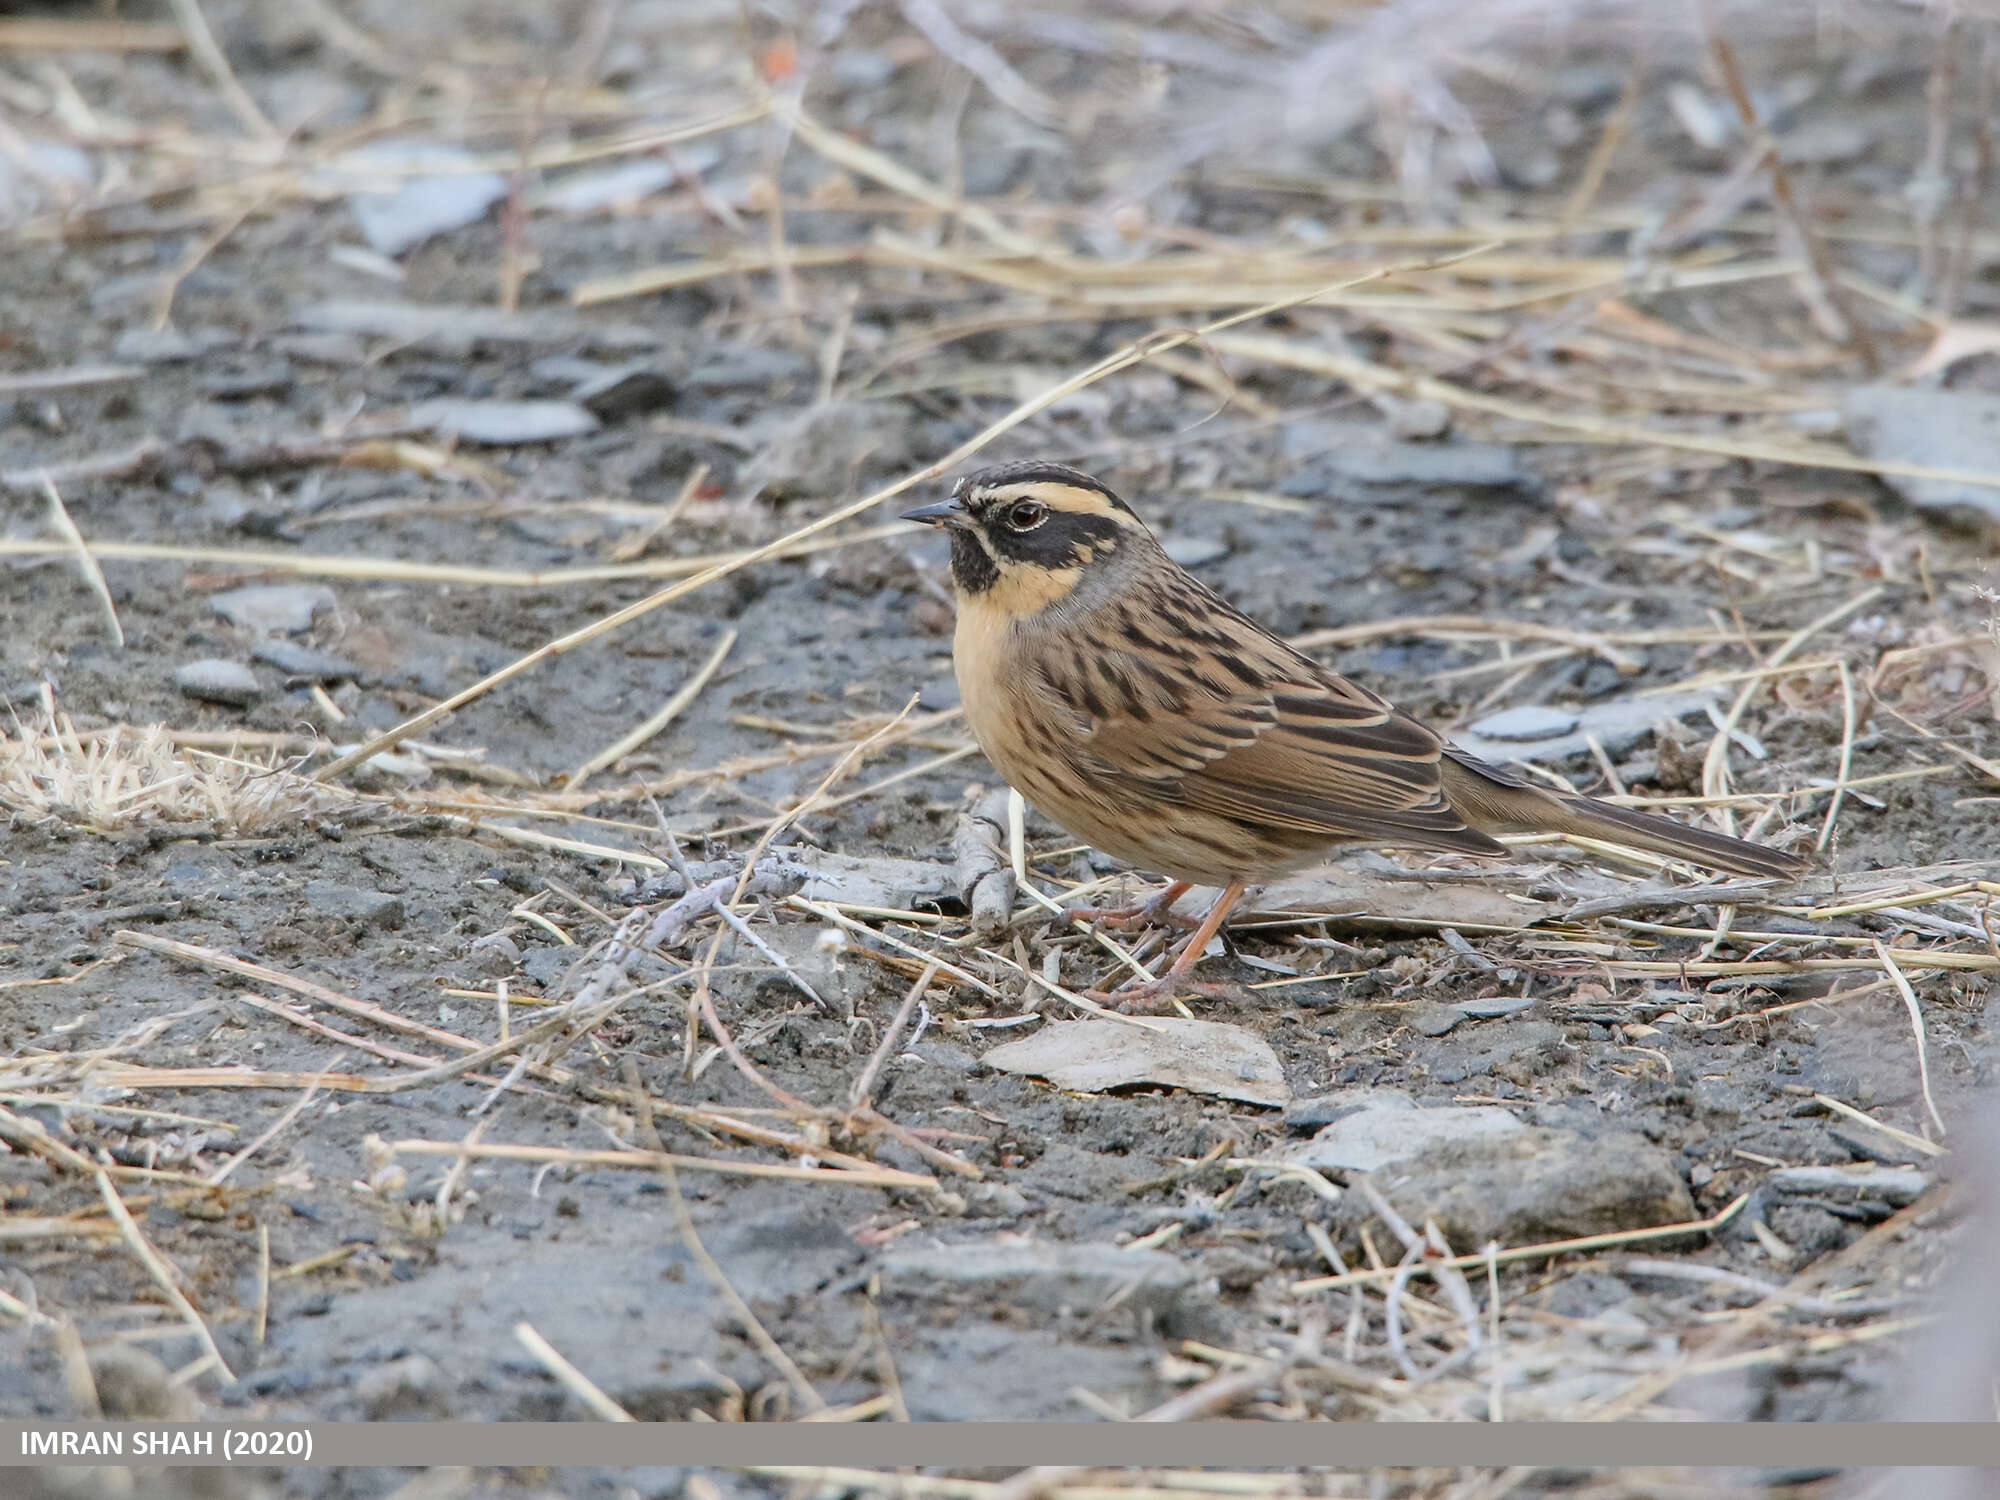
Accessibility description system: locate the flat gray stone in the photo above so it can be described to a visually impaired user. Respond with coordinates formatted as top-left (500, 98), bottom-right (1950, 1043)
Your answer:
top-left (1281, 419), bottom-right (1527, 493)
top-left (1844, 384), bottom-right (2000, 524)
top-left (211, 583), bottom-right (335, 635)
top-left (412, 399), bottom-right (599, 446)
top-left (1287, 1091), bottom-right (1526, 1173)
top-left (1162, 535), bottom-right (1229, 568)
top-left (1458, 994), bottom-right (1538, 1020)
top-left (1406, 1001), bottom-right (1468, 1037)
top-left (983, 1016), bottom-right (1289, 1107)
top-left (345, 142), bottom-right (507, 255)
top-left (537, 159), bottom-right (679, 215)
top-left (1448, 689), bottom-right (1717, 768)
top-left (175, 659), bottom-right (262, 706)
top-left (1283, 1086), bottom-right (1419, 1131)
top-left (112, 327), bottom-right (233, 364)
top-left (292, 299), bottom-right (657, 352)
top-left (304, 881), bottom-right (405, 928)
top-left (1335, 1121), bottom-right (1698, 1248)
top-left (251, 639), bottom-right (359, 681)
top-left (1769, 1163), bottom-right (1929, 1206)
top-left (1422, 1019), bottom-right (1565, 1086)
top-left (1469, 704), bottom-right (1579, 741)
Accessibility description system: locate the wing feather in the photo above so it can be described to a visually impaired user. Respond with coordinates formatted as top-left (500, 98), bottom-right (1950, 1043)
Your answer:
top-left (1024, 578), bottom-right (1507, 857)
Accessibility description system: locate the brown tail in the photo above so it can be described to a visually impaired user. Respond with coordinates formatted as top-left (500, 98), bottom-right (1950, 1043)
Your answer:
top-left (1439, 747), bottom-right (1808, 880)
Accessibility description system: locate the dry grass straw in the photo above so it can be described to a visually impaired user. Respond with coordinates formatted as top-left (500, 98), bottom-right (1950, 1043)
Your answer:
top-left (0, 519), bottom-right (916, 586)
top-left (37, 475), bottom-right (121, 647)
top-left (1293, 1195), bottom-right (1750, 1295)
top-left (94, 1168), bottom-right (235, 1386)
top-left (1206, 328), bottom-right (2000, 494)
top-left (110, 928), bottom-right (935, 1185)
top-left (0, 690), bottom-right (347, 834)
top-left (564, 626), bottom-right (736, 788)
top-left (511, 1321), bottom-right (635, 1422)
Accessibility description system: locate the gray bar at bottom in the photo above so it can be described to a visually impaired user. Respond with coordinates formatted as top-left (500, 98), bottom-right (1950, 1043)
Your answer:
top-left (3, 1421), bottom-right (2000, 1469)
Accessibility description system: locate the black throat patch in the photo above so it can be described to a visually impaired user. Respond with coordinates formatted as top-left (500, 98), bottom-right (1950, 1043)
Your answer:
top-left (949, 528), bottom-right (1000, 594)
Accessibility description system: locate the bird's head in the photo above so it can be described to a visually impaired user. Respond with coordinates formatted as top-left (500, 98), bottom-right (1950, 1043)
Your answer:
top-left (902, 461), bottom-right (1150, 614)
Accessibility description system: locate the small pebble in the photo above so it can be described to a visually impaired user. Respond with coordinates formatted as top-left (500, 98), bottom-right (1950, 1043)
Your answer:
top-left (175, 659), bottom-right (262, 706)
top-left (252, 639), bottom-right (360, 681)
top-left (1162, 535), bottom-right (1230, 568)
top-left (1457, 994), bottom-right (1537, 1019)
top-left (412, 398), bottom-right (599, 445)
top-left (1380, 396), bottom-right (1453, 441)
top-left (572, 364), bottom-right (674, 419)
top-left (1405, 1001), bottom-right (1466, 1037)
top-left (467, 932), bottom-right (523, 976)
top-left (112, 327), bottom-right (231, 365)
top-left (212, 583), bottom-right (335, 635)
top-left (347, 144), bottom-right (507, 256)
top-left (195, 363), bottom-right (294, 400)
top-left (303, 881), bottom-right (404, 928)
top-left (1467, 704), bottom-right (1580, 741)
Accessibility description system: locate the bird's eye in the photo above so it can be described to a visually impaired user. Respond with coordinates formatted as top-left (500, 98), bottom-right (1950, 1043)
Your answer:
top-left (1005, 500), bottom-right (1048, 531)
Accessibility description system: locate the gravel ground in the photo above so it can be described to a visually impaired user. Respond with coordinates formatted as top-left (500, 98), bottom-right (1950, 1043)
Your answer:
top-left (2, 2), bottom-right (1997, 1497)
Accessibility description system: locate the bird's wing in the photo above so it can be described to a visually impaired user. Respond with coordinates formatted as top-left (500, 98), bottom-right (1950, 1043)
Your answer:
top-left (1024, 585), bottom-right (1506, 854)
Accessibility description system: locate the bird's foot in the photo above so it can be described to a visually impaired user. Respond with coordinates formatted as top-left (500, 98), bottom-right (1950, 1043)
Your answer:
top-left (1063, 880), bottom-right (1195, 933)
top-left (1082, 974), bottom-right (1245, 1014)
top-left (1063, 902), bottom-right (1199, 933)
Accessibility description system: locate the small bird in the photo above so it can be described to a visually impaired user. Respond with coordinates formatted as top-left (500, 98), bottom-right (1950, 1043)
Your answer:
top-left (904, 459), bottom-right (1807, 1011)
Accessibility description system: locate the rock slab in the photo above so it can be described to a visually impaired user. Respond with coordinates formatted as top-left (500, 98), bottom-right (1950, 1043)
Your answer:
top-left (1287, 1088), bottom-right (1696, 1247)
top-left (1844, 384), bottom-right (2000, 524)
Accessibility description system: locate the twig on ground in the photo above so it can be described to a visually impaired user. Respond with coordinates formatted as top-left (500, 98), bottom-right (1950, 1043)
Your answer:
top-left (165, 0), bottom-right (278, 142)
top-left (851, 961), bottom-right (940, 1110)
top-left (37, 475), bottom-right (121, 647)
top-left (1875, 940), bottom-right (1949, 1141)
top-left (1700, 6), bottom-right (1880, 372)
top-left (513, 1322), bottom-right (635, 1421)
top-left (661, 1159), bottom-right (827, 1415)
top-left (566, 628), bottom-right (737, 790)
top-left (95, 1169), bottom-right (234, 1385)
top-left (953, 789), bottom-right (1018, 938)
top-left (1294, 1194), bottom-right (1751, 1293)
top-left (1136, 1313), bottom-right (1329, 1422)
top-left (383, 1137), bottom-right (933, 1189)
top-left (207, 1064), bottom-right (333, 1184)
top-left (1615, 1257), bottom-right (1901, 1317)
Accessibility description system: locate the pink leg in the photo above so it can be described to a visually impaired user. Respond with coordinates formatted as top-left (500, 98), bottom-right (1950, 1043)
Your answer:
top-left (1063, 879), bottom-right (1195, 932)
top-left (1084, 880), bottom-right (1248, 1012)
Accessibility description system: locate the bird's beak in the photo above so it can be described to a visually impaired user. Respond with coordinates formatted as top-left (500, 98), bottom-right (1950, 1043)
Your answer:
top-left (900, 499), bottom-right (967, 528)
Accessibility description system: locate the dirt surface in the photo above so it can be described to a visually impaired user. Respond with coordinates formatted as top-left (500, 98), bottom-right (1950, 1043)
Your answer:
top-left (3, 1), bottom-right (2000, 1496)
